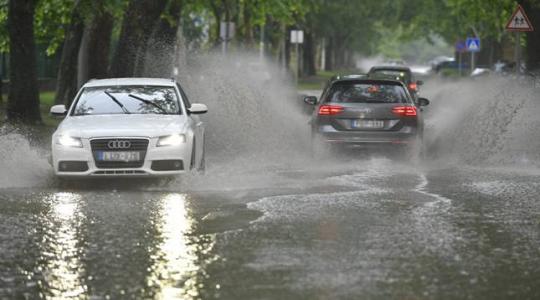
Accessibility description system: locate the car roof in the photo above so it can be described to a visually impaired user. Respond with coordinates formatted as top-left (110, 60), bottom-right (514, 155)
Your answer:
top-left (369, 65), bottom-right (412, 72)
top-left (83, 77), bottom-right (177, 88)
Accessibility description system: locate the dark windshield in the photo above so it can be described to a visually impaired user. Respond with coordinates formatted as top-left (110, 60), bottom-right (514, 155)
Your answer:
top-left (369, 69), bottom-right (411, 83)
top-left (72, 86), bottom-right (181, 116)
top-left (325, 82), bottom-right (409, 104)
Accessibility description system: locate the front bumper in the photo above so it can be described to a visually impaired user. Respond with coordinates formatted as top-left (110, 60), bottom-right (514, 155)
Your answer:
top-left (52, 137), bottom-right (192, 177)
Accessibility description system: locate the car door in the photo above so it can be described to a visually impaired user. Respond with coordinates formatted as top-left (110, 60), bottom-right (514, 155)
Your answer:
top-left (177, 83), bottom-right (204, 165)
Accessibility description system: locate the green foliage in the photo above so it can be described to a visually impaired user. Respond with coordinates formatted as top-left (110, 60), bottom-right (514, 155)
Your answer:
top-left (34, 0), bottom-right (75, 56)
top-left (0, 0), bottom-right (7, 53)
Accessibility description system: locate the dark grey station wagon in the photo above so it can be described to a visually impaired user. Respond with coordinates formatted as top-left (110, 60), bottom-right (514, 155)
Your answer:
top-left (304, 76), bottom-right (430, 157)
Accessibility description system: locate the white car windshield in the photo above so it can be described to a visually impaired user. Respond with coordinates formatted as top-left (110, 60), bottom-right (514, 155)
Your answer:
top-left (72, 86), bottom-right (181, 116)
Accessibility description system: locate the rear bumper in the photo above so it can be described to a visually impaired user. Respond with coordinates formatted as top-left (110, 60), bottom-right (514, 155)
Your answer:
top-left (314, 125), bottom-right (420, 145)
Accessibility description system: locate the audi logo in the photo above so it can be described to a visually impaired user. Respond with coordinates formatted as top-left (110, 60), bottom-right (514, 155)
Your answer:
top-left (107, 140), bottom-right (131, 149)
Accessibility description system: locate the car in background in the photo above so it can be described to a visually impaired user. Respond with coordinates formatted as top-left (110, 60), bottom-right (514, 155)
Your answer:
top-left (49, 78), bottom-right (207, 178)
top-left (383, 59), bottom-right (406, 66)
top-left (429, 56), bottom-right (454, 71)
top-left (367, 66), bottom-right (423, 100)
top-left (304, 77), bottom-right (429, 158)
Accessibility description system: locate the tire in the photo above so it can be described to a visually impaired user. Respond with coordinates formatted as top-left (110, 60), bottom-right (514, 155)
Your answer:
top-left (311, 134), bottom-right (332, 158)
top-left (197, 141), bottom-right (206, 174)
top-left (190, 138), bottom-right (196, 170)
top-left (406, 136), bottom-right (425, 162)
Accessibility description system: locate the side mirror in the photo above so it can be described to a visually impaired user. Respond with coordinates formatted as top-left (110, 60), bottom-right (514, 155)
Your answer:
top-left (418, 97), bottom-right (430, 106)
top-left (50, 104), bottom-right (67, 117)
top-left (188, 103), bottom-right (208, 114)
top-left (416, 80), bottom-right (424, 86)
top-left (303, 96), bottom-right (317, 105)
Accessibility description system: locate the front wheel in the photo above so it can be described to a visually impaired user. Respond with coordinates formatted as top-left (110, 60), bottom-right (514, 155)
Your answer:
top-left (197, 143), bottom-right (206, 174)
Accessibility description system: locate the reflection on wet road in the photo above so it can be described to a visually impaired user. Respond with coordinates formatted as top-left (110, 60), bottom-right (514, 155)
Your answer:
top-left (1, 162), bottom-right (540, 299)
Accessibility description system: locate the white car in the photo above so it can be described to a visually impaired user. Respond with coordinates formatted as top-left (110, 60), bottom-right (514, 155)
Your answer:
top-left (49, 78), bottom-right (207, 177)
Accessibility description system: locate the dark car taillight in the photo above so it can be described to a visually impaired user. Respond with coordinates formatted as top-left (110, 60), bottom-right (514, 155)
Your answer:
top-left (392, 106), bottom-right (417, 117)
top-left (318, 105), bottom-right (344, 116)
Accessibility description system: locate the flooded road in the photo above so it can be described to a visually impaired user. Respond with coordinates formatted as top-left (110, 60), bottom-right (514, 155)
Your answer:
top-left (2, 75), bottom-right (540, 299)
top-left (1, 163), bottom-right (540, 299)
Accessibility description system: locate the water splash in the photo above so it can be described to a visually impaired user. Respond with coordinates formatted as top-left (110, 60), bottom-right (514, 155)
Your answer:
top-left (422, 76), bottom-right (539, 168)
top-left (0, 127), bottom-right (51, 188)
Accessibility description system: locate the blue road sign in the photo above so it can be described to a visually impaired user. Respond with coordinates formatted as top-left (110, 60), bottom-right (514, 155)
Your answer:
top-left (455, 40), bottom-right (466, 53)
top-left (466, 37), bottom-right (481, 52)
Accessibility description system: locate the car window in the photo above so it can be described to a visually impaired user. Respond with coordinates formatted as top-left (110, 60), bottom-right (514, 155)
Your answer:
top-left (369, 70), bottom-right (411, 83)
top-left (325, 82), bottom-right (409, 104)
top-left (72, 86), bottom-right (181, 116)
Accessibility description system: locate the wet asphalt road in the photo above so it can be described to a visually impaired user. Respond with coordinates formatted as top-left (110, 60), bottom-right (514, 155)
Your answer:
top-left (2, 77), bottom-right (540, 299)
top-left (1, 161), bottom-right (540, 300)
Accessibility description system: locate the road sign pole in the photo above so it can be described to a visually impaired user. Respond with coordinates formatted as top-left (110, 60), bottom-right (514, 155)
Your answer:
top-left (259, 24), bottom-right (265, 61)
top-left (470, 52), bottom-right (475, 74)
top-left (505, 5), bottom-right (534, 74)
top-left (295, 42), bottom-right (299, 86)
top-left (458, 52), bottom-right (462, 76)
top-left (514, 31), bottom-right (521, 74)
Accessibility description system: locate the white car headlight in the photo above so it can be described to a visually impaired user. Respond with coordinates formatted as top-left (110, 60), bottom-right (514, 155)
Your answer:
top-left (157, 134), bottom-right (186, 147)
top-left (57, 135), bottom-right (83, 148)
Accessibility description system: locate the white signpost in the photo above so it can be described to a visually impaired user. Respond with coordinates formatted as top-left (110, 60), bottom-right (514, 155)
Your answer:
top-left (466, 37), bottom-right (481, 73)
top-left (290, 30), bottom-right (304, 84)
top-left (506, 5), bottom-right (534, 74)
top-left (220, 22), bottom-right (235, 55)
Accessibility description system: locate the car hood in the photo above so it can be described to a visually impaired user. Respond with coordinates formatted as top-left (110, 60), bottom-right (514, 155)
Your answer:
top-left (57, 114), bottom-right (188, 138)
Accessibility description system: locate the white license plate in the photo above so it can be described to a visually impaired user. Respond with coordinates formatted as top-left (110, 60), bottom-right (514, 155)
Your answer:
top-left (352, 120), bottom-right (384, 129)
top-left (97, 151), bottom-right (141, 162)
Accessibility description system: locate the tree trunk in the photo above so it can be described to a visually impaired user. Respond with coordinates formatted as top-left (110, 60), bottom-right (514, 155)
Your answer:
top-left (242, 3), bottom-right (254, 48)
top-left (0, 53), bottom-right (5, 104)
top-left (109, 0), bottom-right (168, 77)
top-left (324, 36), bottom-right (333, 71)
top-left (302, 31), bottom-right (316, 76)
top-left (285, 26), bottom-right (293, 70)
top-left (519, 0), bottom-right (540, 71)
top-left (86, 10), bottom-right (113, 79)
top-left (144, 0), bottom-right (183, 77)
top-left (6, 0), bottom-right (41, 124)
top-left (210, 2), bottom-right (223, 48)
top-left (54, 1), bottom-right (84, 105)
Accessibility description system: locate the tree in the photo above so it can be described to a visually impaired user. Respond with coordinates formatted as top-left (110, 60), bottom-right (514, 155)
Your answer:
top-left (85, 4), bottom-right (114, 80)
top-left (144, 0), bottom-right (183, 77)
top-left (76, 0), bottom-right (118, 85)
top-left (520, 0), bottom-right (540, 71)
top-left (6, 0), bottom-right (41, 124)
top-left (54, 0), bottom-right (84, 105)
top-left (110, 0), bottom-right (168, 77)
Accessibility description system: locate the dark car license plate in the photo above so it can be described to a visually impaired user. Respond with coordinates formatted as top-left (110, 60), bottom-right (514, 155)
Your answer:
top-left (352, 120), bottom-right (384, 129)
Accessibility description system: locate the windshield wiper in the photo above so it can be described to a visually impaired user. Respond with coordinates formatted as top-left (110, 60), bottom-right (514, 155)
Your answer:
top-left (127, 94), bottom-right (168, 114)
top-left (104, 91), bottom-right (131, 114)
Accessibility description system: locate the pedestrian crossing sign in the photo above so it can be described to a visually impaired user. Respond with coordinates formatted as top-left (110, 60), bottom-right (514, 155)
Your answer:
top-left (466, 37), bottom-right (480, 52)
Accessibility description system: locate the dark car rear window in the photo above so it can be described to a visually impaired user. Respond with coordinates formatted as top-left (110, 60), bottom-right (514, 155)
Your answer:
top-left (325, 82), bottom-right (409, 104)
top-left (369, 69), bottom-right (411, 83)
